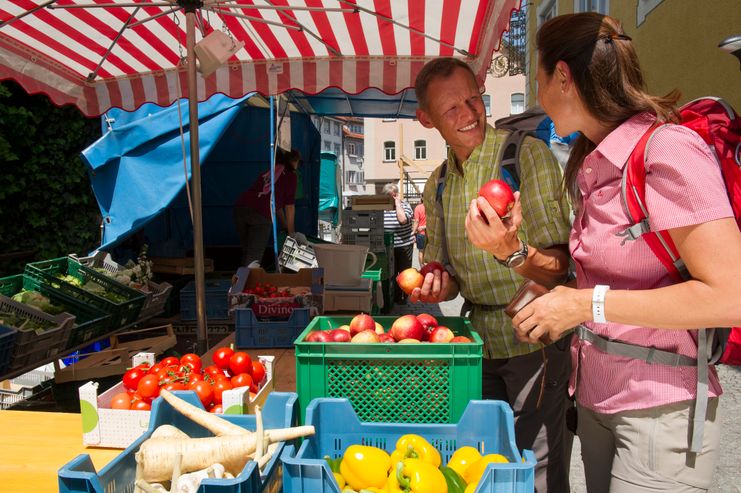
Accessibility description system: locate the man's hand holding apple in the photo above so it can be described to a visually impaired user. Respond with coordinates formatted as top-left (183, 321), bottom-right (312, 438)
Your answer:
top-left (409, 266), bottom-right (459, 303)
top-left (465, 192), bottom-right (523, 261)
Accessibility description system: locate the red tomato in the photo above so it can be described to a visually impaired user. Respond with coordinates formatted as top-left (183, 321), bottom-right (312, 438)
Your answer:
top-left (137, 374), bottom-right (161, 399)
top-left (160, 356), bottom-right (180, 367)
top-left (131, 400), bottom-right (151, 411)
top-left (212, 379), bottom-right (233, 404)
top-left (210, 404), bottom-right (224, 414)
top-left (180, 353), bottom-right (202, 373)
top-left (122, 366), bottom-right (147, 391)
top-left (230, 372), bottom-right (253, 389)
top-left (163, 381), bottom-right (186, 391)
top-left (212, 347), bottom-right (235, 371)
top-left (203, 365), bottom-right (225, 378)
top-left (251, 361), bottom-right (266, 385)
top-left (147, 362), bottom-right (164, 376)
top-left (110, 392), bottom-right (131, 410)
top-left (188, 380), bottom-right (214, 408)
top-left (229, 352), bottom-right (252, 376)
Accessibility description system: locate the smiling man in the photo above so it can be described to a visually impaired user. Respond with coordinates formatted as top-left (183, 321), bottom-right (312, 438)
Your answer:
top-left (413, 57), bottom-right (573, 493)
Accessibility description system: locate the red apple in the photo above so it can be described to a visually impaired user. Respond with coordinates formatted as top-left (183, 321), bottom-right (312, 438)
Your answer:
top-left (304, 330), bottom-right (321, 342)
top-left (395, 268), bottom-right (424, 295)
top-left (398, 338), bottom-right (421, 344)
top-left (378, 333), bottom-right (396, 343)
top-left (337, 325), bottom-right (351, 333)
top-left (351, 330), bottom-right (380, 343)
top-left (479, 179), bottom-right (515, 218)
top-left (419, 261), bottom-right (445, 277)
top-left (329, 329), bottom-right (352, 342)
top-left (313, 331), bottom-right (332, 342)
top-left (416, 313), bottom-right (438, 341)
top-left (390, 314), bottom-right (425, 342)
top-left (451, 335), bottom-right (473, 343)
top-left (429, 325), bottom-right (455, 343)
top-left (349, 313), bottom-right (376, 336)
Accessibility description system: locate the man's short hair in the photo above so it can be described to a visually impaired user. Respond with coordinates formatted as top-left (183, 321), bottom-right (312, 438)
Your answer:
top-left (415, 57), bottom-right (477, 110)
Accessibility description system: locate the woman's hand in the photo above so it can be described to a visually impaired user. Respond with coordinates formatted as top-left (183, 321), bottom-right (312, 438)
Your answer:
top-left (511, 286), bottom-right (592, 343)
top-left (465, 192), bottom-right (522, 260)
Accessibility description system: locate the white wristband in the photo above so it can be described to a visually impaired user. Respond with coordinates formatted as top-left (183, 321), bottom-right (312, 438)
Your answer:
top-left (592, 285), bottom-right (610, 324)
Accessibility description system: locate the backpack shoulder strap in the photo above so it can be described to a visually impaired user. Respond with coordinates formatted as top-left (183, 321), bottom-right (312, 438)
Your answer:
top-left (434, 160), bottom-right (456, 277)
top-left (499, 129), bottom-right (526, 191)
top-left (616, 123), bottom-right (689, 282)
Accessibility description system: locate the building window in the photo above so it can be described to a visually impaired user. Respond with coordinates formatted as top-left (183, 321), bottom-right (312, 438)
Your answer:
top-left (324, 121), bottom-right (331, 134)
top-left (482, 94), bottom-right (492, 117)
top-left (414, 140), bottom-right (427, 160)
top-left (324, 140), bottom-right (331, 151)
top-left (575, 0), bottom-right (608, 14)
top-left (384, 141), bottom-right (396, 162)
top-left (347, 142), bottom-right (356, 155)
top-left (358, 143), bottom-right (364, 156)
top-left (511, 93), bottom-right (525, 115)
top-left (537, 0), bottom-right (558, 26)
top-left (334, 122), bottom-right (341, 136)
top-left (334, 143), bottom-right (341, 155)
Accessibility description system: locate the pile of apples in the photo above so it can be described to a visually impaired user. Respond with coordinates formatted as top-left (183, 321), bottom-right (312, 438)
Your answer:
top-left (303, 313), bottom-right (473, 344)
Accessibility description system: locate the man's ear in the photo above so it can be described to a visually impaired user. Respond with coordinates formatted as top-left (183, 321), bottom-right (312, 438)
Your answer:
top-left (416, 108), bottom-right (434, 129)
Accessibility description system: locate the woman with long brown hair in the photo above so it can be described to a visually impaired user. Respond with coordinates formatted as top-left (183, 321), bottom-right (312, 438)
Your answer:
top-left (511, 13), bottom-right (741, 492)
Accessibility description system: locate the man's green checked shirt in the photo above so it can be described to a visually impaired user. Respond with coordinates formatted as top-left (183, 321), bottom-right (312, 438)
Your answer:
top-left (423, 125), bottom-right (572, 359)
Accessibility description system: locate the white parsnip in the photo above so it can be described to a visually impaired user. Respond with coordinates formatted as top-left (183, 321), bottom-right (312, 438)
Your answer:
top-left (158, 390), bottom-right (248, 436)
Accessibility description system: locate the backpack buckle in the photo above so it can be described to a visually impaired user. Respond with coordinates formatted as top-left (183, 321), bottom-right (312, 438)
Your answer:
top-left (616, 219), bottom-right (651, 245)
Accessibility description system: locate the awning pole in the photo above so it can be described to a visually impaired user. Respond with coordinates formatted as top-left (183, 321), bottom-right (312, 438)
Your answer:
top-left (185, 8), bottom-right (208, 354)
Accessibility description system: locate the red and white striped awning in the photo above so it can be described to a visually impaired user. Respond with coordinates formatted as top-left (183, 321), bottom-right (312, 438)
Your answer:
top-left (0, 0), bottom-right (519, 117)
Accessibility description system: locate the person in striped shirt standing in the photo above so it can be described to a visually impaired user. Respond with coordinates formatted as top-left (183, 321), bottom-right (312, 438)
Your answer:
top-left (412, 57), bottom-right (574, 493)
top-left (382, 182), bottom-right (415, 304)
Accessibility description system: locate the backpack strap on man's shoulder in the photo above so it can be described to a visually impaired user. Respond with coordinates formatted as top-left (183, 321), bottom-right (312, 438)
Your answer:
top-left (499, 129), bottom-right (526, 191)
top-left (434, 159), bottom-right (456, 277)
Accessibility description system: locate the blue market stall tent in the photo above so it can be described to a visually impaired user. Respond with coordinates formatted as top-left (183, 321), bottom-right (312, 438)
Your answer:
top-left (83, 94), bottom-right (322, 268)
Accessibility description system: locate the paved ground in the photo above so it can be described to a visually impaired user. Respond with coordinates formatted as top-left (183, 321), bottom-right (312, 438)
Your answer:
top-left (398, 254), bottom-right (741, 492)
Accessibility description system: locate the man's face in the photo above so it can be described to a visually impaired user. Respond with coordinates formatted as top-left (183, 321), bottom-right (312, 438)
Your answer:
top-left (416, 66), bottom-right (486, 162)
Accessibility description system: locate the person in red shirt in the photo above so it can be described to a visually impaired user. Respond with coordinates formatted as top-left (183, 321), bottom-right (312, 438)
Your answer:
top-left (233, 149), bottom-right (302, 267)
top-left (412, 202), bottom-right (427, 265)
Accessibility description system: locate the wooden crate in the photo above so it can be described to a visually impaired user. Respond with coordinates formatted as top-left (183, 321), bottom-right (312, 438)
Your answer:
top-left (53, 324), bottom-right (177, 383)
top-left (350, 194), bottom-right (394, 210)
top-left (149, 256), bottom-right (215, 275)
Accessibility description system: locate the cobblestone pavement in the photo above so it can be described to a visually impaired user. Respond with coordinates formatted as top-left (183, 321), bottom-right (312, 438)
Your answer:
top-left (389, 255), bottom-right (741, 491)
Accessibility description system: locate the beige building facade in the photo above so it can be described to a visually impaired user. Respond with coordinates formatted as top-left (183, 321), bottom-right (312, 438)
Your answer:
top-left (526, 0), bottom-right (741, 111)
top-left (364, 73), bottom-right (527, 202)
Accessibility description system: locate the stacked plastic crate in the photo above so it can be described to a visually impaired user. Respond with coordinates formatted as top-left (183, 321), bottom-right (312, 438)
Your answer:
top-left (340, 210), bottom-right (395, 313)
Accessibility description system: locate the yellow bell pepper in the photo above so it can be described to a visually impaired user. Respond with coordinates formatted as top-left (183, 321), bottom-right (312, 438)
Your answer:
top-left (393, 458), bottom-right (448, 493)
top-left (463, 453), bottom-right (509, 484)
top-left (339, 445), bottom-right (392, 491)
top-left (446, 446), bottom-right (482, 478)
top-left (389, 434), bottom-right (442, 468)
top-left (464, 481), bottom-right (479, 493)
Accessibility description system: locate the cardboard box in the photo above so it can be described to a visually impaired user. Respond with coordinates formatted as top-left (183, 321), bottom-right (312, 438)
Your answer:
top-left (228, 267), bottom-right (324, 319)
top-left (79, 354), bottom-right (275, 448)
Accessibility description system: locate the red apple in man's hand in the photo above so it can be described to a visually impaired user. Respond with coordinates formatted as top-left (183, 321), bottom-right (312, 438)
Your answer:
top-left (396, 268), bottom-right (425, 295)
top-left (419, 261), bottom-right (445, 277)
top-left (478, 179), bottom-right (515, 218)
top-left (349, 313), bottom-right (376, 336)
top-left (429, 325), bottom-right (455, 343)
top-left (390, 314), bottom-right (425, 341)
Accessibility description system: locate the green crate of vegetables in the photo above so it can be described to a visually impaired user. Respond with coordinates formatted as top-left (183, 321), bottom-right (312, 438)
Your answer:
top-left (25, 257), bottom-right (145, 330)
top-left (0, 274), bottom-right (112, 351)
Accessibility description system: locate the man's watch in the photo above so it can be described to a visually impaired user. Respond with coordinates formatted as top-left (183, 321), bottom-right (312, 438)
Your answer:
top-left (495, 240), bottom-right (529, 268)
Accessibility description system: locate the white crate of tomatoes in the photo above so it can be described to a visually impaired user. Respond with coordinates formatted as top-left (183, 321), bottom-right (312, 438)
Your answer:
top-left (78, 349), bottom-right (274, 448)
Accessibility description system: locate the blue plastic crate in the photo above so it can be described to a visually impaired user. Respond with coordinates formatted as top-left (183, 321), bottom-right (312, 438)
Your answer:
top-left (281, 398), bottom-right (536, 493)
top-left (180, 278), bottom-right (232, 320)
top-left (58, 391), bottom-right (299, 493)
top-left (235, 307), bottom-right (311, 348)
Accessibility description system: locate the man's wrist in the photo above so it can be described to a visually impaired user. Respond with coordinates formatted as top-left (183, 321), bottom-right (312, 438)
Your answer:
top-left (493, 239), bottom-right (524, 262)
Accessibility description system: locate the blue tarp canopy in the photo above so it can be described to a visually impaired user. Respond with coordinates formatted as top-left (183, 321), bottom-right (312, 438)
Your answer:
top-left (82, 93), bottom-right (321, 257)
top-left (290, 87), bottom-right (418, 118)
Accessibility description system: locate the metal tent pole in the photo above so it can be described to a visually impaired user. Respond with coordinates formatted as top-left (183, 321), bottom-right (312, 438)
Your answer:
top-left (185, 7), bottom-right (208, 354)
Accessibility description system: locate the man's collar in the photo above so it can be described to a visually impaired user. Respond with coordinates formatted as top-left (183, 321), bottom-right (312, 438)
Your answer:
top-left (595, 112), bottom-right (656, 169)
top-left (447, 124), bottom-right (495, 175)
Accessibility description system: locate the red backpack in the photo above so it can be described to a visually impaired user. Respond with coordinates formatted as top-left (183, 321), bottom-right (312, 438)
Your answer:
top-left (618, 97), bottom-right (741, 365)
